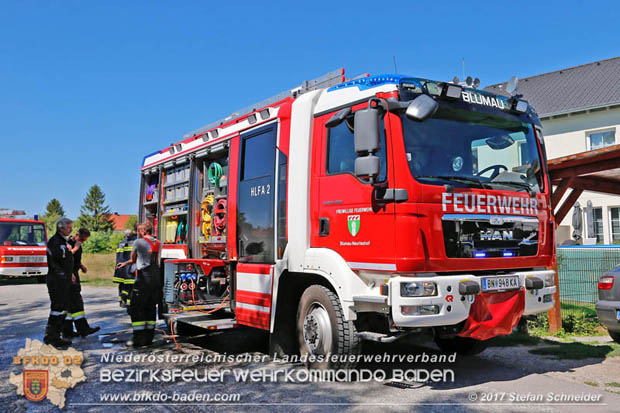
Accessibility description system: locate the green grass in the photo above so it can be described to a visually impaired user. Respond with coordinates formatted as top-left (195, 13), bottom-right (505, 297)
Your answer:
top-left (528, 341), bottom-right (620, 360)
top-left (80, 253), bottom-right (115, 286)
top-left (606, 382), bottom-right (620, 388)
top-left (584, 381), bottom-right (599, 387)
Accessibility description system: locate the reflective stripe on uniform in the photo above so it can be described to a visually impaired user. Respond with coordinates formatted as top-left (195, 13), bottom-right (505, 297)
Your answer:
top-left (50, 310), bottom-right (67, 316)
top-left (132, 321), bottom-right (146, 331)
top-left (112, 277), bottom-right (124, 283)
top-left (123, 279), bottom-right (135, 285)
top-left (126, 299), bottom-right (131, 304)
top-left (70, 311), bottom-right (85, 320)
top-left (146, 320), bottom-right (156, 329)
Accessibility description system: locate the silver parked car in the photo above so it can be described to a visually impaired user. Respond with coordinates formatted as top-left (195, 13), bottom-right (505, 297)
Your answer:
top-left (596, 266), bottom-right (620, 344)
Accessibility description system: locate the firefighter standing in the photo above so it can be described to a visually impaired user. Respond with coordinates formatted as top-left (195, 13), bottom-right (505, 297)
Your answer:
top-left (117, 221), bottom-right (161, 347)
top-left (113, 227), bottom-right (137, 308)
top-left (44, 217), bottom-right (74, 349)
top-left (63, 228), bottom-right (101, 338)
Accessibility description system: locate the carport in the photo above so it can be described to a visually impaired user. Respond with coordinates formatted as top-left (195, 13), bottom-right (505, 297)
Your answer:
top-left (546, 144), bottom-right (620, 331)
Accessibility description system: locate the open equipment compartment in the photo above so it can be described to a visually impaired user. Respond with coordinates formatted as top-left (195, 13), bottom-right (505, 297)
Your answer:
top-left (161, 158), bottom-right (190, 245)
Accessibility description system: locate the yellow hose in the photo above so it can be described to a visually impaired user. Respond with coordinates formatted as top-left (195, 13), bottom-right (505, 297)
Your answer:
top-left (201, 194), bottom-right (214, 238)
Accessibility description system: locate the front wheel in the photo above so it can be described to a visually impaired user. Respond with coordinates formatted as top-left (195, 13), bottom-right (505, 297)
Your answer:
top-left (296, 285), bottom-right (360, 369)
top-left (609, 330), bottom-right (620, 344)
top-left (435, 336), bottom-right (488, 356)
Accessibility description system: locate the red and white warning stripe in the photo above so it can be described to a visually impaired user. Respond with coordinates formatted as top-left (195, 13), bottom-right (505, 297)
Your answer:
top-left (235, 264), bottom-right (273, 330)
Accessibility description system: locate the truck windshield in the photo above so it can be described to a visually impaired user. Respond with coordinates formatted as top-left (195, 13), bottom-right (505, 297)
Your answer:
top-left (0, 222), bottom-right (46, 246)
top-left (401, 104), bottom-right (544, 193)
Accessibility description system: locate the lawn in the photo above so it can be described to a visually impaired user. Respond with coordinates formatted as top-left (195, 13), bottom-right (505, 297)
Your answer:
top-left (80, 253), bottom-right (116, 286)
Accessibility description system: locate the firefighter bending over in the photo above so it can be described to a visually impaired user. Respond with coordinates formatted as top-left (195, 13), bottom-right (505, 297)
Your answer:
top-left (117, 221), bottom-right (161, 347)
top-left (44, 217), bottom-right (74, 349)
top-left (63, 227), bottom-right (101, 338)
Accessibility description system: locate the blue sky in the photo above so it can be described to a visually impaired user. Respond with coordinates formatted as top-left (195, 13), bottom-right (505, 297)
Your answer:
top-left (1, 1), bottom-right (619, 219)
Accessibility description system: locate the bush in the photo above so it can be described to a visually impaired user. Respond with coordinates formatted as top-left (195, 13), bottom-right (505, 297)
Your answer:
top-left (527, 307), bottom-right (602, 337)
top-left (82, 231), bottom-right (126, 254)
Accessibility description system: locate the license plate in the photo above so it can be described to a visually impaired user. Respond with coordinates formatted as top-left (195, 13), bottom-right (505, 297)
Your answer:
top-left (482, 276), bottom-right (520, 292)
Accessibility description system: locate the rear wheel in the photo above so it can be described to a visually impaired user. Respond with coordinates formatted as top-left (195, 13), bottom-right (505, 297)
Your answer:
top-left (434, 336), bottom-right (488, 356)
top-left (609, 330), bottom-right (620, 344)
top-left (37, 275), bottom-right (46, 284)
top-left (296, 285), bottom-right (360, 369)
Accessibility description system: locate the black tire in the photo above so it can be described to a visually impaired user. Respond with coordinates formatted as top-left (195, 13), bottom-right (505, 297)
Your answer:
top-left (609, 330), bottom-right (620, 344)
top-left (37, 275), bottom-right (47, 284)
top-left (296, 285), bottom-right (360, 369)
top-left (435, 336), bottom-right (488, 356)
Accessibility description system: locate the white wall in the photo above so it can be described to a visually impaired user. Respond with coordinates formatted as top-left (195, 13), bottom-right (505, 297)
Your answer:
top-left (543, 107), bottom-right (620, 244)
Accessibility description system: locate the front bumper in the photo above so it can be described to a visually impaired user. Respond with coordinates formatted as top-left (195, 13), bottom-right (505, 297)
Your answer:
top-left (595, 300), bottom-right (620, 334)
top-left (0, 267), bottom-right (47, 277)
top-left (389, 270), bottom-right (556, 328)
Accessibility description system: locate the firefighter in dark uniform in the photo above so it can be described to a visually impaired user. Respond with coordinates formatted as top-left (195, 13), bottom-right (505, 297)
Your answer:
top-left (113, 227), bottom-right (137, 308)
top-left (117, 221), bottom-right (161, 347)
top-left (63, 228), bottom-right (101, 338)
top-left (44, 217), bottom-right (74, 349)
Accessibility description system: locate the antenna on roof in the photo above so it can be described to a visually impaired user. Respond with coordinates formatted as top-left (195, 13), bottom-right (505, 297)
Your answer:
top-left (393, 56), bottom-right (398, 74)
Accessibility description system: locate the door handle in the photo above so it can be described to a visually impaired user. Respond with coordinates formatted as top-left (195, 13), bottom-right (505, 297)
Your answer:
top-left (319, 217), bottom-right (330, 236)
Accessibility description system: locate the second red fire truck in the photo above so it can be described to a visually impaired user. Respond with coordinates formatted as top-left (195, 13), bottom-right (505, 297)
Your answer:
top-left (0, 209), bottom-right (48, 282)
top-left (138, 69), bottom-right (556, 366)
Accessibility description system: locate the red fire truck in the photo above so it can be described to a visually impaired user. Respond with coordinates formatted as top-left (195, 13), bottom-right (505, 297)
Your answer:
top-left (138, 69), bottom-right (556, 365)
top-left (0, 210), bottom-right (48, 281)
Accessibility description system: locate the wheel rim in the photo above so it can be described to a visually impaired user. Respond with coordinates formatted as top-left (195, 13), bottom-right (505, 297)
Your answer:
top-left (302, 302), bottom-right (332, 355)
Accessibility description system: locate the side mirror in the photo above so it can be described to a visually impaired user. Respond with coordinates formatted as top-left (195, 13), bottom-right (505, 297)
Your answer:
top-left (354, 107), bottom-right (381, 154)
top-left (405, 94), bottom-right (438, 122)
top-left (355, 155), bottom-right (380, 180)
top-left (325, 107), bottom-right (351, 128)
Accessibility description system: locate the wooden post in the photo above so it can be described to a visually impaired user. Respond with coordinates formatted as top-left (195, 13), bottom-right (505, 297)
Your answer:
top-left (548, 255), bottom-right (562, 334)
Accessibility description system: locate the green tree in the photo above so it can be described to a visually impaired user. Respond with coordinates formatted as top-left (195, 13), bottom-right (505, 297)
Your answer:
top-left (76, 185), bottom-right (114, 232)
top-left (41, 198), bottom-right (66, 237)
top-left (44, 198), bottom-right (65, 217)
top-left (125, 215), bottom-right (138, 230)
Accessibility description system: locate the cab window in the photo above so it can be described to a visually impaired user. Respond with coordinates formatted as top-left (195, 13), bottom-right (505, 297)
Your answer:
top-left (326, 113), bottom-right (387, 182)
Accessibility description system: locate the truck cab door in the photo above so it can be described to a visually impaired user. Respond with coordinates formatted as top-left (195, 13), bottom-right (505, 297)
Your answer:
top-left (311, 106), bottom-right (396, 272)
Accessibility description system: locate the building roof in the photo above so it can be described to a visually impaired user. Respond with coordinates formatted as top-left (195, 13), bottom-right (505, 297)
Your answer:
top-left (109, 214), bottom-right (133, 231)
top-left (484, 56), bottom-right (620, 118)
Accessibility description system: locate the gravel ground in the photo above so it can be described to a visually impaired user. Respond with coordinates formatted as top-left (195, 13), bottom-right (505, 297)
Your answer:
top-left (1, 283), bottom-right (619, 412)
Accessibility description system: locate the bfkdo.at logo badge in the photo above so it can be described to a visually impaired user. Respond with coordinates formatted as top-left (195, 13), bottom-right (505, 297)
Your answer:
top-left (347, 215), bottom-right (360, 237)
top-left (23, 370), bottom-right (48, 402)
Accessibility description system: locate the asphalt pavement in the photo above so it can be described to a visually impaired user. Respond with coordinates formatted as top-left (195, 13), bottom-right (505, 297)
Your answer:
top-left (1, 283), bottom-right (619, 412)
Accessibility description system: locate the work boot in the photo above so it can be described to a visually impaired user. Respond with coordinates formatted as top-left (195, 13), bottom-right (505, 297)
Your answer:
top-left (75, 318), bottom-right (101, 337)
top-left (44, 336), bottom-right (72, 349)
top-left (62, 320), bottom-right (79, 338)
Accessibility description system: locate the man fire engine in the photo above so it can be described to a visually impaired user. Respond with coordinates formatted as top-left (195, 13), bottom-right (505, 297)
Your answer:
top-left (137, 69), bottom-right (556, 366)
top-left (0, 209), bottom-right (48, 281)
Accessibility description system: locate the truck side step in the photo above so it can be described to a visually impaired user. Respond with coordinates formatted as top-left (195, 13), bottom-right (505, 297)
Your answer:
top-left (166, 311), bottom-right (238, 331)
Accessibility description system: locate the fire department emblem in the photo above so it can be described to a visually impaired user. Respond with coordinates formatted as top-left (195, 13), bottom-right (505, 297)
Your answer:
top-left (347, 215), bottom-right (360, 237)
top-left (23, 370), bottom-right (48, 402)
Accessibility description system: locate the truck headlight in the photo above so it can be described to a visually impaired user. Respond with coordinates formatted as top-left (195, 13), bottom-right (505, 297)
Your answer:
top-left (400, 281), bottom-right (437, 297)
top-left (544, 273), bottom-right (555, 287)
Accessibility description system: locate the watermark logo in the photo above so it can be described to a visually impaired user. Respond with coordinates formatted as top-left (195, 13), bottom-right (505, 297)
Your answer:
top-left (24, 370), bottom-right (49, 402)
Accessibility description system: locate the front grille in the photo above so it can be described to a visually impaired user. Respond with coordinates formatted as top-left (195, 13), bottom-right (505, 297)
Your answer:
top-left (442, 214), bottom-right (538, 258)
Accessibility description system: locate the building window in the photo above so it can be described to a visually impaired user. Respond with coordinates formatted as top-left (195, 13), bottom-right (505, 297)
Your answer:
top-left (589, 207), bottom-right (604, 243)
top-left (587, 129), bottom-right (616, 150)
top-left (610, 207), bottom-right (620, 244)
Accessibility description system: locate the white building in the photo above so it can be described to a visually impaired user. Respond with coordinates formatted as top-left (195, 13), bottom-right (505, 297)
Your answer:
top-left (486, 57), bottom-right (620, 245)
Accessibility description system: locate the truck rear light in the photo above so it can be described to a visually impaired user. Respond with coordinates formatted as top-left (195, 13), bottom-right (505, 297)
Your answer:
top-left (0, 256), bottom-right (13, 262)
top-left (599, 276), bottom-right (614, 290)
top-left (400, 281), bottom-right (437, 297)
top-left (401, 305), bottom-right (441, 316)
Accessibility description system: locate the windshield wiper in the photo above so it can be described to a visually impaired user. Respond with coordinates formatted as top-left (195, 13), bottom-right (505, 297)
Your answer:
top-left (490, 180), bottom-right (535, 195)
top-left (416, 175), bottom-right (491, 189)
